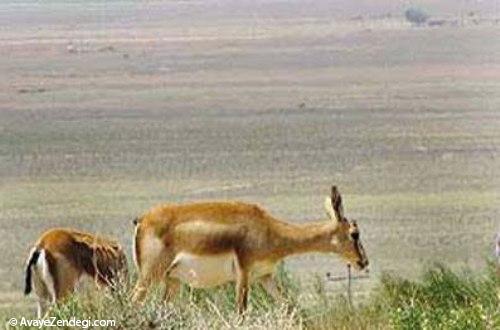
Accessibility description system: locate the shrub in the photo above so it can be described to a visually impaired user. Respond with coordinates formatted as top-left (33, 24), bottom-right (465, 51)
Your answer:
top-left (405, 8), bottom-right (429, 25)
top-left (7, 262), bottom-right (498, 329)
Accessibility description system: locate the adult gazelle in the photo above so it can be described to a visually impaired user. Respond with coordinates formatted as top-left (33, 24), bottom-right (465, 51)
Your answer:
top-left (132, 186), bottom-right (368, 313)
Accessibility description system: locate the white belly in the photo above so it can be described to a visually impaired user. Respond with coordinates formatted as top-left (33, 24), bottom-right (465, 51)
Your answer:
top-left (169, 252), bottom-right (276, 289)
top-left (170, 252), bottom-right (237, 288)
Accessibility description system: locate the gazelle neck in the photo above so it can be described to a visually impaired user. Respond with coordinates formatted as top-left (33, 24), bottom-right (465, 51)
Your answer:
top-left (272, 220), bottom-right (337, 258)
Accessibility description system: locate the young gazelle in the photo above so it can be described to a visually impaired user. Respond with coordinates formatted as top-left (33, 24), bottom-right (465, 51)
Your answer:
top-left (132, 186), bottom-right (368, 312)
top-left (24, 228), bottom-right (127, 317)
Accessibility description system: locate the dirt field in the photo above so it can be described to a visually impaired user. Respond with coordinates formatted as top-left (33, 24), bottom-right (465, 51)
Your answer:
top-left (1, 1), bottom-right (499, 313)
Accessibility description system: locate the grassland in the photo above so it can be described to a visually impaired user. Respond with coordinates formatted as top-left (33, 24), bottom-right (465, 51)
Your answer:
top-left (0, 1), bottom-right (499, 328)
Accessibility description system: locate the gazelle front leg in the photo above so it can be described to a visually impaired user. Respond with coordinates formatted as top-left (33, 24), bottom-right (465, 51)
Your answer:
top-left (235, 255), bottom-right (249, 314)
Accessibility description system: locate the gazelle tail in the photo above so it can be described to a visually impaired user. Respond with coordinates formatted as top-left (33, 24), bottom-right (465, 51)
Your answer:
top-left (24, 248), bottom-right (41, 295)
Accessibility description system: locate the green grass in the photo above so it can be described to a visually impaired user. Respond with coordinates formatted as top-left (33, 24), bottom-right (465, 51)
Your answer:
top-left (380, 263), bottom-right (500, 330)
top-left (5, 263), bottom-right (498, 329)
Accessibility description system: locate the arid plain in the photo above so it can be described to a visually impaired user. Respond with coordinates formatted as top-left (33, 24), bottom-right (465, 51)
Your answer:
top-left (0, 1), bottom-right (499, 314)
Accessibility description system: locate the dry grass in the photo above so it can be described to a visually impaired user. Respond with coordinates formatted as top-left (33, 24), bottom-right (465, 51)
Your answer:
top-left (3, 263), bottom-right (498, 329)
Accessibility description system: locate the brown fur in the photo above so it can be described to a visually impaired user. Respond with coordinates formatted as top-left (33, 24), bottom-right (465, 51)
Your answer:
top-left (37, 228), bottom-right (126, 286)
top-left (132, 186), bottom-right (369, 312)
top-left (25, 228), bottom-right (127, 317)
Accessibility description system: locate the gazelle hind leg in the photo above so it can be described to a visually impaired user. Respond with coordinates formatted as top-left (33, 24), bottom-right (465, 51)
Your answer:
top-left (259, 274), bottom-right (282, 301)
top-left (33, 250), bottom-right (56, 318)
top-left (132, 233), bottom-right (173, 302)
top-left (53, 257), bottom-right (80, 301)
top-left (133, 257), bottom-right (175, 302)
top-left (32, 272), bottom-right (51, 318)
top-left (132, 257), bottom-right (175, 302)
top-left (37, 299), bottom-right (50, 319)
top-left (132, 233), bottom-right (162, 302)
top-left (163, 277), bottom-right (180, 302)
top-left (162, 258), bottom-right (182, 301)
top-left (131, 275), bottom-right (151, 303)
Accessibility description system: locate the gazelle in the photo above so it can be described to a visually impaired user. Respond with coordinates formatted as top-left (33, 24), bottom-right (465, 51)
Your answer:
top-left (132, 186), bottom-right (368, 312)
top-left (24, 228), bottom-right (127, 318)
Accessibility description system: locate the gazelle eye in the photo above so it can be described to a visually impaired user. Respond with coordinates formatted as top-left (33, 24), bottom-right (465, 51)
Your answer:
top-left (351, 232), bottom-right (359, 240)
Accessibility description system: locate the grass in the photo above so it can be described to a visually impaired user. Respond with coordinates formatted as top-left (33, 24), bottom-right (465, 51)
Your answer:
top-left (5, 262), bottom-right (498, 329)
top-left (380, 262), bottom-right (499, 330)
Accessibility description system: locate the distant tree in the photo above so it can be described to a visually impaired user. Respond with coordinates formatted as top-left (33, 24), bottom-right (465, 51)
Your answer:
top-left (405, 7), bottom-right (429, 25)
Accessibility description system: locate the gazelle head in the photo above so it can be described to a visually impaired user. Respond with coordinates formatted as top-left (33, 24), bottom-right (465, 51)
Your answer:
top-left (324, 186), bottom-right (369, 270)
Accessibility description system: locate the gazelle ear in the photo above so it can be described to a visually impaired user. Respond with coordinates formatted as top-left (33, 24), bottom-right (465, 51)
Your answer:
top-left (324, 196), bottom-right (337, 221)
top-left (330, 185), bottom-right (345, 222)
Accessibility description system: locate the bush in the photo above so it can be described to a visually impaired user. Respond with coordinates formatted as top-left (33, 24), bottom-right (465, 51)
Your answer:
top-left (381, 262), bottom-right (499, 329)
top-left (405, 8), bottom-right (429, 25)
top-left (7, 262), bottom-right (499, 329)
